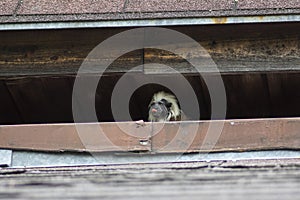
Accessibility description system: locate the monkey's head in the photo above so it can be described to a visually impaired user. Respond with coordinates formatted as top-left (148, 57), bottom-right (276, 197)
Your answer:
top-left (148, 91), bottom-right (181, 122)
top-left (149, 99), bottom-right (172, 122)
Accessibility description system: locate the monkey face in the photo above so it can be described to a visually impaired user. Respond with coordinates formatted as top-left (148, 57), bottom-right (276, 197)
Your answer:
top-left (149, 99), bottom-right (172, 122)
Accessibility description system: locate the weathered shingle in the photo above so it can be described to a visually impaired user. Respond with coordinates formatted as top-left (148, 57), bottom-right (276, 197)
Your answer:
top-left (238, 0), bottom-right (300, 9)
top-left (17, 0), bottom-right (124, 15)
top-left (0, 159), bottom-right (300, 200)
top-left (125, 0), bottom-right (233, 12)
top-left (0, 0), bottom-right (299, 25)
top-left (0, 0), bottom-right (19, 16)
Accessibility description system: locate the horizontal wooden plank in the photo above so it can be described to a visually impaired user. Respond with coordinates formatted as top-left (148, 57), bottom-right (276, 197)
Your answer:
top-left (0, 118), bottom-right (299, 153)
top-left (144, 35), bottom-right (300, 74)
top-left (0, 122), bottom-right (151, 152)
top-left (152, 118), bottom-right (300, 153)
top-left (0, 23), bottom-right (299, 76)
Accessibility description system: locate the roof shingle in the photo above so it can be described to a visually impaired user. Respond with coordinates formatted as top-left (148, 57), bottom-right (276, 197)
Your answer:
top-left (238, 0), bottom-right (300, 9)
top-left (0, 0), bottom-right (19, 16)
top-left (125, 0), bottom-right (233, 12)
top-left (17, 0), bottom-right (124, 15)
top-left (0, 0), bottom-right (299, 25)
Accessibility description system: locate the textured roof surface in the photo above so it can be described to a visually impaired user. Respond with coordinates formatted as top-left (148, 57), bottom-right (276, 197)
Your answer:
top-left (0, 0), bottom-right (299, 23)
top-left (0, 0), bottom-right (19, 15)
top-left (0, 159), bottom-right (300, 199)
top-left (18, 0), bottom-right (124, 15)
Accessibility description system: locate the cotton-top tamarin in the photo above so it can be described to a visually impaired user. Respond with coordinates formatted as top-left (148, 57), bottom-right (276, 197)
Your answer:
top-left (148, 91), bottom-right (182, 122)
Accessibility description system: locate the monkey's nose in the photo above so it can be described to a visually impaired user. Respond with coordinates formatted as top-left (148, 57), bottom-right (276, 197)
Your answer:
top-left (151, 108), bottom-right (158, 113)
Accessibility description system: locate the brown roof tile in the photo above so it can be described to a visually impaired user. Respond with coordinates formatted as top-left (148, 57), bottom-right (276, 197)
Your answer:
top-left (17, 0), bottom-right (125, 15)
top-left (0, 0), bottom-right (19, 16)
top-left (125, 0), bottom-right (233, 12)
top-left (238, 0), bottom-right (300, 9)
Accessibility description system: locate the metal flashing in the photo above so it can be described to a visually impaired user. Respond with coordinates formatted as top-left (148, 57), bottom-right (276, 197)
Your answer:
top-left (10, 150), bottom-right (300, 168)
top-left (0, 150), bottom-right (12, 167)
top-left (0, 14), bottom-right (299, 30)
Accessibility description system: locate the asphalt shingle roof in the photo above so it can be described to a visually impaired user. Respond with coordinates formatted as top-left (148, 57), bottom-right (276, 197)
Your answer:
top-left (0, 0), bottom-right (299, 23)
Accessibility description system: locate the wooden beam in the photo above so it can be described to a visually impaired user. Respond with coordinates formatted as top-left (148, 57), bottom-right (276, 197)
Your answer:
top-left (0, 23), bottom-right (299, 77)
top-left (0, 118), bottom-right (299, 153)
top-left (152, 118), bottom-right (300, 153)
top-left (0, 122), bottom-right (152, 152)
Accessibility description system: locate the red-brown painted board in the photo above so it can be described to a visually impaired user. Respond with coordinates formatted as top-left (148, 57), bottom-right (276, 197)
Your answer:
top-left (151, 118), bottom-right (300, 153)
top-left (0, 122), bottom-right (151, 152)
top-left (0, 118), bottom-right (299, 153)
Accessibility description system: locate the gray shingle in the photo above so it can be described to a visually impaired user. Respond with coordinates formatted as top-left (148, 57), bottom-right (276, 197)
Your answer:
top-left (17, 0), bottom-right (124, 15)
top-left (0, 0), bottom-right (19, 16)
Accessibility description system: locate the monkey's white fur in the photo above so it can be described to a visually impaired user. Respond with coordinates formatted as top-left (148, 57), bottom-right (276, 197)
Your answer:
top-left (148, 91), bottom-right (181, 122)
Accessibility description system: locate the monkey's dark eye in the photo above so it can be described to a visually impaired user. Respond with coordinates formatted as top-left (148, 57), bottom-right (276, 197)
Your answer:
top-left (158, 101), bottom-right (163, 105)
top-left (160, 99), bottom-right (172, 108)
top-left (160, 99), bottom-right (168, 104)
top-left (150, 102), bottom-right (155, 107)
top-left (165, 102), bottom-right (172, 108)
